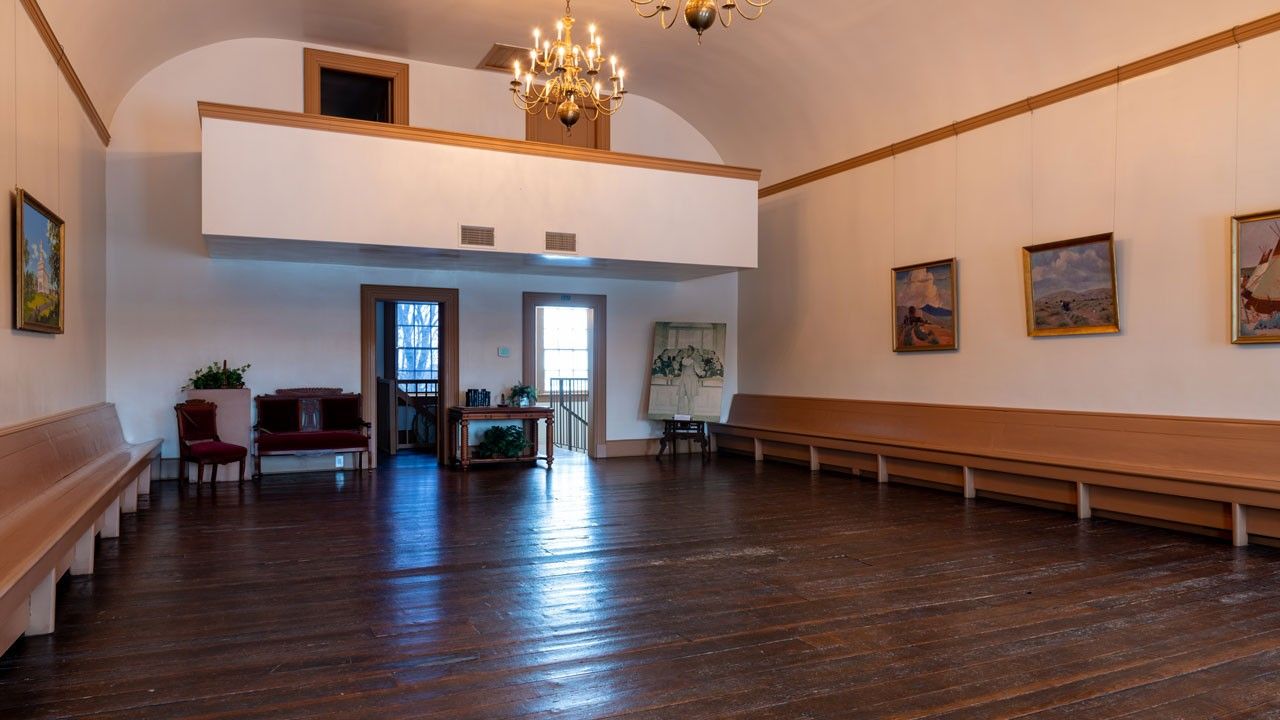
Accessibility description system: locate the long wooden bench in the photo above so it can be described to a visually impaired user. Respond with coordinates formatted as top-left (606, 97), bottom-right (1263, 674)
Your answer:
top-left (711, 394), bottom-right (1280, 546)
top-left (0, 404), bottom-right (161, 654)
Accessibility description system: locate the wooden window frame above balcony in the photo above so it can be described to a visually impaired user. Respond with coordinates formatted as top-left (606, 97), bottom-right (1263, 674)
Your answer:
top-left (304, 48), bottom-right (410, 126)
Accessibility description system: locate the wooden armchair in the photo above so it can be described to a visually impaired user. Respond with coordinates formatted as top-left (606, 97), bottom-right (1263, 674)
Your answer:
top-left (175, 399), bottom-right (248, 484)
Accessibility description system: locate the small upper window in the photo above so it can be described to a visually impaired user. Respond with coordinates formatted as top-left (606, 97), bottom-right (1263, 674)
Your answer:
top-left (304, 48), bottom-right (409, 125)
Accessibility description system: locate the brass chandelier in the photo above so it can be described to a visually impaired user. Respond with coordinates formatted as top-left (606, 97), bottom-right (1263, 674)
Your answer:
top-left (630, 0), bottom-right (773, 41)
top-left (511, 0), bottom-right (628, 130)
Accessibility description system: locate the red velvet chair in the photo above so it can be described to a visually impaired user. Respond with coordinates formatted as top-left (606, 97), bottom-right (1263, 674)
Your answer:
top-left (175, 399), bottom-right (248, 484)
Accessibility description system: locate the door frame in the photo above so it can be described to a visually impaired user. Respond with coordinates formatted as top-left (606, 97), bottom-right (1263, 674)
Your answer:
top-left (361, 285), bottom-right (460, 466)
top-left (522, 292), bottom-right (607, 458)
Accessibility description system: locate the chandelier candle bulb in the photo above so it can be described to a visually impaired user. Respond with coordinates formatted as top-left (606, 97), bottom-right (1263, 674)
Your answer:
top-left (509, 0), bottom-right (630, 129)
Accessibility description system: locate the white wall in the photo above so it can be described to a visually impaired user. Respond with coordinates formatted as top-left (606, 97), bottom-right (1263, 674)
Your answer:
top-left (742, 33), bottom-right (1280, 421)
top-left (0, 0), bottom-right (107, 428)
top-left (201, 118), bottom-right (756, 268)
top-left (107, 37), bottom-right (735, 454)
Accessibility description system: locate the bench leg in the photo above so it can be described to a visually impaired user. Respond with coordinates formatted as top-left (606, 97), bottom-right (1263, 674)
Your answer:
top-left (138, 467), bottom-right (151, 495)
top-left (100, 498), bottom-right (121, 539)
top-left (753, 438), bottom-right (764, 463)
top-left (809, 446), bottom-right (820, 474)
top-left (122, 479), bottom-right (139, 514)
top-left (877, 455), bottom-right (889, 484)
top-left (963, 467), bottom-right (976, 499)
top-left (1076, 483), bottom-right (1092, 520)
top-left (26, 570), bottom-right (56, 636)
top-left (1233, 503), bottom-right (1249, 547)
top-left (71, 528), bottom-right (95, 576)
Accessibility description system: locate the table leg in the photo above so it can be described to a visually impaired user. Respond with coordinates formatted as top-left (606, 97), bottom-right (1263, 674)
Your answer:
top-left (546, 417), bottom-right (555, 468)
top-left (529, 418), bottom-right (539, 459)
top-left (460, 419), bottom-right (470, 469)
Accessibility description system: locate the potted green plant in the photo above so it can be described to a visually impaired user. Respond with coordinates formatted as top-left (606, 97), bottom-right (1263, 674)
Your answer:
top-left (185, 360), bottom-right (251, 389)
top-left (475, 425), bottom-right (529, 459)
top-left (510, 383), bottom-right (537, 407)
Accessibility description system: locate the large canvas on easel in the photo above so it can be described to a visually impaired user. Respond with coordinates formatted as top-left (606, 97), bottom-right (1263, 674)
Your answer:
top-left (647, 322), bottom-right (727, 422)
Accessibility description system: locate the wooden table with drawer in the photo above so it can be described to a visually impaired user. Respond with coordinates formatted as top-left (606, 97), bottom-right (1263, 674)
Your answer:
top-left (448, 406), bottom-right (554, 470)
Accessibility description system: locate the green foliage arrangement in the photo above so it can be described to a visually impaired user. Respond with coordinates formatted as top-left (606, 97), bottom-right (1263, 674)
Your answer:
top-left (475, 425), bottom-right (529, 459)
top-left (510, 383), bottom-right (538, 406)
top-left (185, 360), bottom-right (251, 390)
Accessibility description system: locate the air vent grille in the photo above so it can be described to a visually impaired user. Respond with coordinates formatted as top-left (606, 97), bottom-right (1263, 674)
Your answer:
top-left (460, 225), bottom-right (496, 247)
top-left (545, 232), bottom-right (577, 253)
top-left (477, 43), bottom-right (535, 73)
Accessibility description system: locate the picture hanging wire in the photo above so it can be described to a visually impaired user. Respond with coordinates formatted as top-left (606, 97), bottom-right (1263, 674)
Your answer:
top-left (1111, 74), bottom-right (1120, 234)
top-left (1233, 42), bottom-right (1242, 216)
top-left (953, 125), bottom-right (960, 259)
top-left (891, 152), bottom-right (897, 266)
top-left (1029, 106), bottom-right (1036, 244)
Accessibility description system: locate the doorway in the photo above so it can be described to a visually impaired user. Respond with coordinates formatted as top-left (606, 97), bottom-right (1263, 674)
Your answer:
top-left (375, 300), bottom-right (440, 458)
top-left (361, 285), bottom-right (459, 466)
top-left (522, 292), bottom-right (606, 459)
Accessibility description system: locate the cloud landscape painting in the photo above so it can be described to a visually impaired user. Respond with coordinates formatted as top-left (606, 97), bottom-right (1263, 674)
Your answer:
top-left (1023, 234), bottom-right (1118, 337)
top-left (892, 259), bottom-right (957, 352)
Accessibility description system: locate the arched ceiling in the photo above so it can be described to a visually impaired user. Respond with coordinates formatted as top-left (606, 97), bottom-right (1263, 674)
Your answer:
top-left (39, 0), bottom-right (1280, 184)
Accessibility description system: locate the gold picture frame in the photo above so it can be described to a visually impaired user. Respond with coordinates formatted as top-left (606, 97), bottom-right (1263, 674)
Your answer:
top-left (14, 188), bottom-right (66, 334)
top-left (891, 258), bottom-right (959, 352)
top-left (1231, 208), bottom-right (1280, 344)
top-left (1022, 233), bottom-right (1119, 337)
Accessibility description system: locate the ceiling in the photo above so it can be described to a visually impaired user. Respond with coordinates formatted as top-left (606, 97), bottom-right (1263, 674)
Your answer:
top-left (39, 0), bottom-right (1280, 184)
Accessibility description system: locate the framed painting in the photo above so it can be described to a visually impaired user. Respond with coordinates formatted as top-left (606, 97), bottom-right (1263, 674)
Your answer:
top-left (1231, 209), bottom-right (1280, 344)
top-left (1022, 233), bottom-right (1119, 337)
top-left (647, 322), bottom-right (727, 422)
top-left (892, 258), bottom-right (958, 352)
top-left (13, 189), bottom-right (65, 334)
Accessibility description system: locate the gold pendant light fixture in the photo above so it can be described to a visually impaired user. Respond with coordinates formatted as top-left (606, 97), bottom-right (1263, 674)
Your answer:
top-left (511, 0), bottom-right (628, 130)
top-left (629, 0), bottom-right (773, 42)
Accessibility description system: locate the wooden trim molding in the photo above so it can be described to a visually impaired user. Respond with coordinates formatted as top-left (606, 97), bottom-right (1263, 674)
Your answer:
top-left (360, 285), bottom-right (460, 466)
top-left (17, 0), bottom-right (110, 145)
top-left (198, 101), bottom-right (761, 182)
top-left (522, 292), bottom-right (607, 458)
top-left (303, 48), bottom-right (410, 125)
top-left (759, 10), bottom-right (1280, 199)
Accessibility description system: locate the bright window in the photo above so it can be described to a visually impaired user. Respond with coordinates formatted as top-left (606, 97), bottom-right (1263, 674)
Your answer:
top-left (540, 306), bottom-right (589, 391)
top-left (396, 302), bottom-right (439, 382)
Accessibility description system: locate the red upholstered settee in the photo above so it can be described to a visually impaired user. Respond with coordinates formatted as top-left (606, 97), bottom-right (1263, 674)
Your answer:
top-left (253, 388), bottom-right (370, 477)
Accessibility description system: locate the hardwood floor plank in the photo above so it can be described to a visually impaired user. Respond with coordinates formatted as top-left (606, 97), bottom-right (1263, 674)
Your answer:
top-left (2, 453), bottom-right (1279, 718)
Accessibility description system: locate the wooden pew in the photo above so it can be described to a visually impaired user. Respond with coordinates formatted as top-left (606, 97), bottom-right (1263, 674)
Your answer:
top-left (711, 394), bottom-right (1280, 546)
top-left (0, 404), bottom-right (161, 654)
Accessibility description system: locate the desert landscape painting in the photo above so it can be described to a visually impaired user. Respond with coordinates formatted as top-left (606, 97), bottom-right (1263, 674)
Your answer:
top-left (1023, 234), bottom-right (1118, 337)
top-left (1232, 210), bottom-right (1280, 344)
top-left (892, 259), bottom-right (957, 352)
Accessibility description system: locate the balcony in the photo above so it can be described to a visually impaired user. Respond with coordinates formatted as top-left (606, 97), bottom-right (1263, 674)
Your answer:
top-left (199, 103), bottom-right (759, 281)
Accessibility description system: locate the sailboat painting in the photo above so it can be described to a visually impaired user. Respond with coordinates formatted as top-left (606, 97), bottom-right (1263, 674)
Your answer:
top-left (1232, 210), bottom-right (1280, 344)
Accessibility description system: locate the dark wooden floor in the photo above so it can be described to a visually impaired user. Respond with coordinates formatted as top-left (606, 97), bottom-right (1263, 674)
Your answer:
top-left (4, 453), bottom-right (1280, 719)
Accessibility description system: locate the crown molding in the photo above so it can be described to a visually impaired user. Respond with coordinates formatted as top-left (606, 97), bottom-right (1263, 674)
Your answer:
top-left (18, 0), bottom-right (110, 146)
top-left (760, 10), bottom-right (1280, 199)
